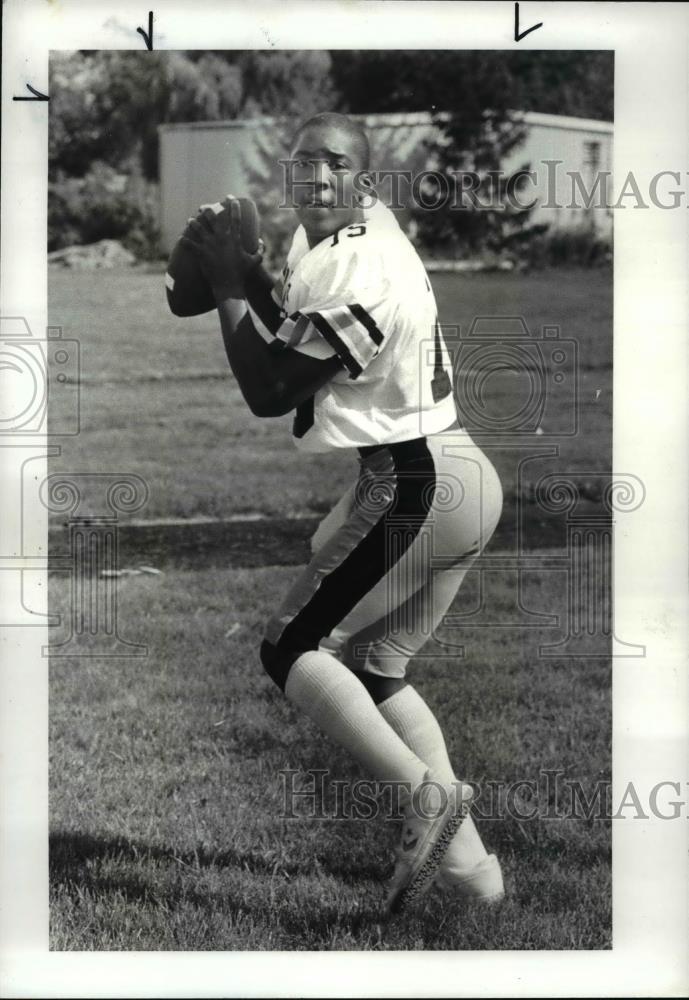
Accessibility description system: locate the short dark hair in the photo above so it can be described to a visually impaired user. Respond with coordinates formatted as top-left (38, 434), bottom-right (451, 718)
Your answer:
top-left (291, 112), bottom-right (370, 171)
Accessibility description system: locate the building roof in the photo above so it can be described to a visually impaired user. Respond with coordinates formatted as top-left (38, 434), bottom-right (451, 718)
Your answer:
top-left (158, 109), bottom-right (613, 134)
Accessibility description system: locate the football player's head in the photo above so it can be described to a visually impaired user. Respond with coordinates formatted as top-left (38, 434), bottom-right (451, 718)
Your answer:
top-left (288, 112), bottom-right (374, 247)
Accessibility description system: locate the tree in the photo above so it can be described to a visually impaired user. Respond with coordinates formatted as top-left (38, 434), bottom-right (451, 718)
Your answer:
top-left (505, 51), bottom-right (614, 121)
top-left (49, 51), bottom-right (243, 181)
top-left (236, 51), bottom-right (336, 119)
top-left (49, 51), bottom-right (337, 182)
top-left (330, 50), bottom-right (613, 121)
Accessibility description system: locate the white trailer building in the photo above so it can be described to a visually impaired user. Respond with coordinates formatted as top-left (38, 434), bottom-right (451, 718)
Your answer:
top-left (158, 110), bottom-right (613, 254)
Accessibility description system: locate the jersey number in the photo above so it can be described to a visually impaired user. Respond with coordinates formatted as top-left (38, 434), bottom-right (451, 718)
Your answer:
top-left (331, 223), bottom-right (367, 247)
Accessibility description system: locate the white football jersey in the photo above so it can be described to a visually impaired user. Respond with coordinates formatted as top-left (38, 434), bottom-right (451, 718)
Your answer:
top-left (264, 201), bottom-right (457, 453)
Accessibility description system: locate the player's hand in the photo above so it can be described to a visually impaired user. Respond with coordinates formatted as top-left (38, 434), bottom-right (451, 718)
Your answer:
top-left (180, 199), bottom-right (262, 301)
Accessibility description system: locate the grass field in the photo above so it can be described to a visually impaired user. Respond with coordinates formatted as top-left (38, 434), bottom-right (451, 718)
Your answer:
top-left (48, 264), bottom-right (612, 950)
top-left (50, 561), bottom-right (611, 951)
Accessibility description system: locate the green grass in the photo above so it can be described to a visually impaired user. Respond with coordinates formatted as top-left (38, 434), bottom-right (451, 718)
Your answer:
top-left (49, 561), bottom-right (611, 950)
top-left (48, 266), bottom-right (611, 519)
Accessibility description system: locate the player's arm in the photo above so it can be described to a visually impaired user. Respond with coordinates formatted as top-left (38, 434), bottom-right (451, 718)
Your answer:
top-left (243, 262), bottom-right (283, 333)
top-left (214, 297), bottom-right (343, 417)
top-left (181, 203), bottom-right (342, 417)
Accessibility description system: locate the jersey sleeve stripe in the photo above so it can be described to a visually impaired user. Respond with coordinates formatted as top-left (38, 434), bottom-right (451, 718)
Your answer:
top-left (325, 309), bottom-right (372, 370)
top-left (347, 303), bottom-right (384, 347)
top-left (274, 312), bottom-right (311, 349)
top-left (308, 311), bottom-right (363, 378)
top-left (321, 306), bottom-right (376, 370)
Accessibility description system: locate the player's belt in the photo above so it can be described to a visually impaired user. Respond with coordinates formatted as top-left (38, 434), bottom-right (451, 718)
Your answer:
top-left (357, 436), bottom-right (428, 461)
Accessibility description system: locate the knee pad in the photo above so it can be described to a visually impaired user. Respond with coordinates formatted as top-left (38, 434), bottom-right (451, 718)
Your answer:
top-left (350, 670), bottom-right (408, 705)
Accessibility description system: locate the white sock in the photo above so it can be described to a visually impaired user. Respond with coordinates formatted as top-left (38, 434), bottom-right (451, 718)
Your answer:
top-left (284, 650), bottom-right (428, 789)
top-left (378, 685), bottom-right (489, 870)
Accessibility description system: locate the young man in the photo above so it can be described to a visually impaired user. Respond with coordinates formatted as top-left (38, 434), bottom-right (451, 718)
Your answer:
top-left (182, 112), bottom-right (504, 913)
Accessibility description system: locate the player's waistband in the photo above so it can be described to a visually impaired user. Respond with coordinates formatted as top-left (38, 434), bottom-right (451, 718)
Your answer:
top-left (357, 436), bottom-right (429, 462)
top-left (356, 420), bottom-right (462, 464)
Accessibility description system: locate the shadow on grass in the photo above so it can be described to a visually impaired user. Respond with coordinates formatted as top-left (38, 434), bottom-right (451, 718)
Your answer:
top-left (485, 822), bottom-right (611, 864)
top-left (50, 829), bottom-right (385, 940)
top-left (50, 827), bottom-right (611, 950)
top-left (51, 829), bottom-right (386, 882)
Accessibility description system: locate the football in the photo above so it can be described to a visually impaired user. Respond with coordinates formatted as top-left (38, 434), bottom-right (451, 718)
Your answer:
top-left (165, 196), bottom-right (260, 317)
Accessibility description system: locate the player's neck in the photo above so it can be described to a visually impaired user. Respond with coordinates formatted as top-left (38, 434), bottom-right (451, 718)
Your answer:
top-left (305, 206), bottom-right (366, 249)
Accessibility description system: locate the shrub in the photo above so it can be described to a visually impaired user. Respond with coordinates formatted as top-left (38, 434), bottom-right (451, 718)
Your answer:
top-left (413, 218), bottom-right (612, 271)
top-left (519, 225), bottom-right (612, 269)
top-left (48, 162), bottom-right (163, 261)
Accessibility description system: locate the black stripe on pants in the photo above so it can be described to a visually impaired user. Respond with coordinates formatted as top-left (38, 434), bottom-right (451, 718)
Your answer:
top-left (264, 440), bottom-right (437, 689)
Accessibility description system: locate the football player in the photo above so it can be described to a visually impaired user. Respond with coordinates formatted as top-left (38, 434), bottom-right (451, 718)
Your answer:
top-left (182, 112), bottom-right (505, 912)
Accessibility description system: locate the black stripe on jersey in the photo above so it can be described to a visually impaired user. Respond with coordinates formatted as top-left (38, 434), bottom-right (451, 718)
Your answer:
top-left (307, 311), bottom-right (363, 378)
top-left (269, 442), bottom-right (437, 671)
top-left (347, 303), bottom-right (384, 347)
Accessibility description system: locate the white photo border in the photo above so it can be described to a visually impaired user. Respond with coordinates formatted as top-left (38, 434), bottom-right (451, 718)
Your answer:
top-left (1, 1), bottom-right (688, 996)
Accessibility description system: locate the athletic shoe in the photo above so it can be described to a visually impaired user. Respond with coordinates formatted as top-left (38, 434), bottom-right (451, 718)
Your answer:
top-left (385, 772), bottom-right (473, 916)
top-left (435, 853), bottom-right (505, 903)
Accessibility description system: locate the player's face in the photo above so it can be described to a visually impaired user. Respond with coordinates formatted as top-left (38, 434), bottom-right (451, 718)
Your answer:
top-left (288, 125), bottom-right (368, 247)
